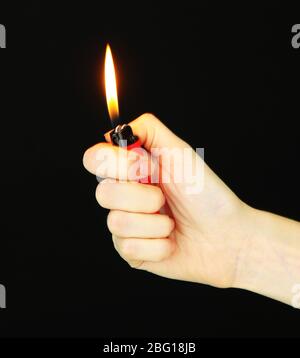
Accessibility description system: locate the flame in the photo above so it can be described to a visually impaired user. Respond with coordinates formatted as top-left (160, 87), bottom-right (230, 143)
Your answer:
top-left (104, 44), bottom-right (119, 122)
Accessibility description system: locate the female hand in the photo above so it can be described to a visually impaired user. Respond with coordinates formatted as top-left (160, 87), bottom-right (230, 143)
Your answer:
top-left (83, 113), bottom-right (300, 306)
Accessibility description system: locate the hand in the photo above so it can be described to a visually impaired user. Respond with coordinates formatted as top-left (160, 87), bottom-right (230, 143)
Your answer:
top-left (83, 113), bottom-right (300, 307)
top-left (83, 113), bottom-right (253, 288)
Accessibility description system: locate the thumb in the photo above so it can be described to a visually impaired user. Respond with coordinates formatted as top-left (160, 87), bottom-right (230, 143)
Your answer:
top-left (104, 113), bottom-right (189, 151)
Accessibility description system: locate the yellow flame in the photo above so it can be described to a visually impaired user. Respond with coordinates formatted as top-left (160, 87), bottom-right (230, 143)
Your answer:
top-left (104, 44), bottom-right (119, 121)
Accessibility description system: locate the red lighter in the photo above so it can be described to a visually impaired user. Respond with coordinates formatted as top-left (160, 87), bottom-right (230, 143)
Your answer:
top-left (110, 123), bottom-right (150, 184)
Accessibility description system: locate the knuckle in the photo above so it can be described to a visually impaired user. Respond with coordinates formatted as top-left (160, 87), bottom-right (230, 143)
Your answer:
top-left (157, 240), bottom-right (174, 261)
top-left (163, 218), bottom-right (174, 237)
top-left (83, 147), bottom-right (96, 173)
top-left (95, 180), bottom-right (115, 208)
top-left (151, 188), bottom-right (165, 212)
top-left (118, 239), bottom-right (135, 259)
top-left (95, 184), bottom-right (107, 207)
top-left (82, 149), bottom-right (89, 170)
top-left (143, 112), bottom-right (158, 124)
top-left (107, 211), bottom-right (127, 235)
top-left (128, 260), bottom-right (144, 269)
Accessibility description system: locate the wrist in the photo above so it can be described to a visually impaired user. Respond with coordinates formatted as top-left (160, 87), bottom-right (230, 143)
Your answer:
top-left (233, 206), bottom-right (300, 306)
top-left (232, 205), bottom-right (261, 291)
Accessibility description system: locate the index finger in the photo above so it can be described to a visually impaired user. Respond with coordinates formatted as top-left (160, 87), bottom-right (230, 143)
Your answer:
top-left (83, 142), bottom-right (153, 181)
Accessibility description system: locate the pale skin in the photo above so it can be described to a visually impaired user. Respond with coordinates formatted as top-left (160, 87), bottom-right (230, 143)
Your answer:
top-left (83, 113), bottom-right (300, 307)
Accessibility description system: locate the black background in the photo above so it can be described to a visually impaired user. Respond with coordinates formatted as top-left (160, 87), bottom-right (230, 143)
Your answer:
top-left (0, 1), bottom-right (299, 338)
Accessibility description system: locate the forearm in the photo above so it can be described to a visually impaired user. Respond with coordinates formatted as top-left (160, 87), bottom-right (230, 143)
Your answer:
top-left (234, 207), bottom-right (300, 307)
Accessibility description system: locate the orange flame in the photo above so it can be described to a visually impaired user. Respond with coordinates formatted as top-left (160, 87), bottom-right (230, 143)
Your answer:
top-left (104, 44), bottom-right (119, 122)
